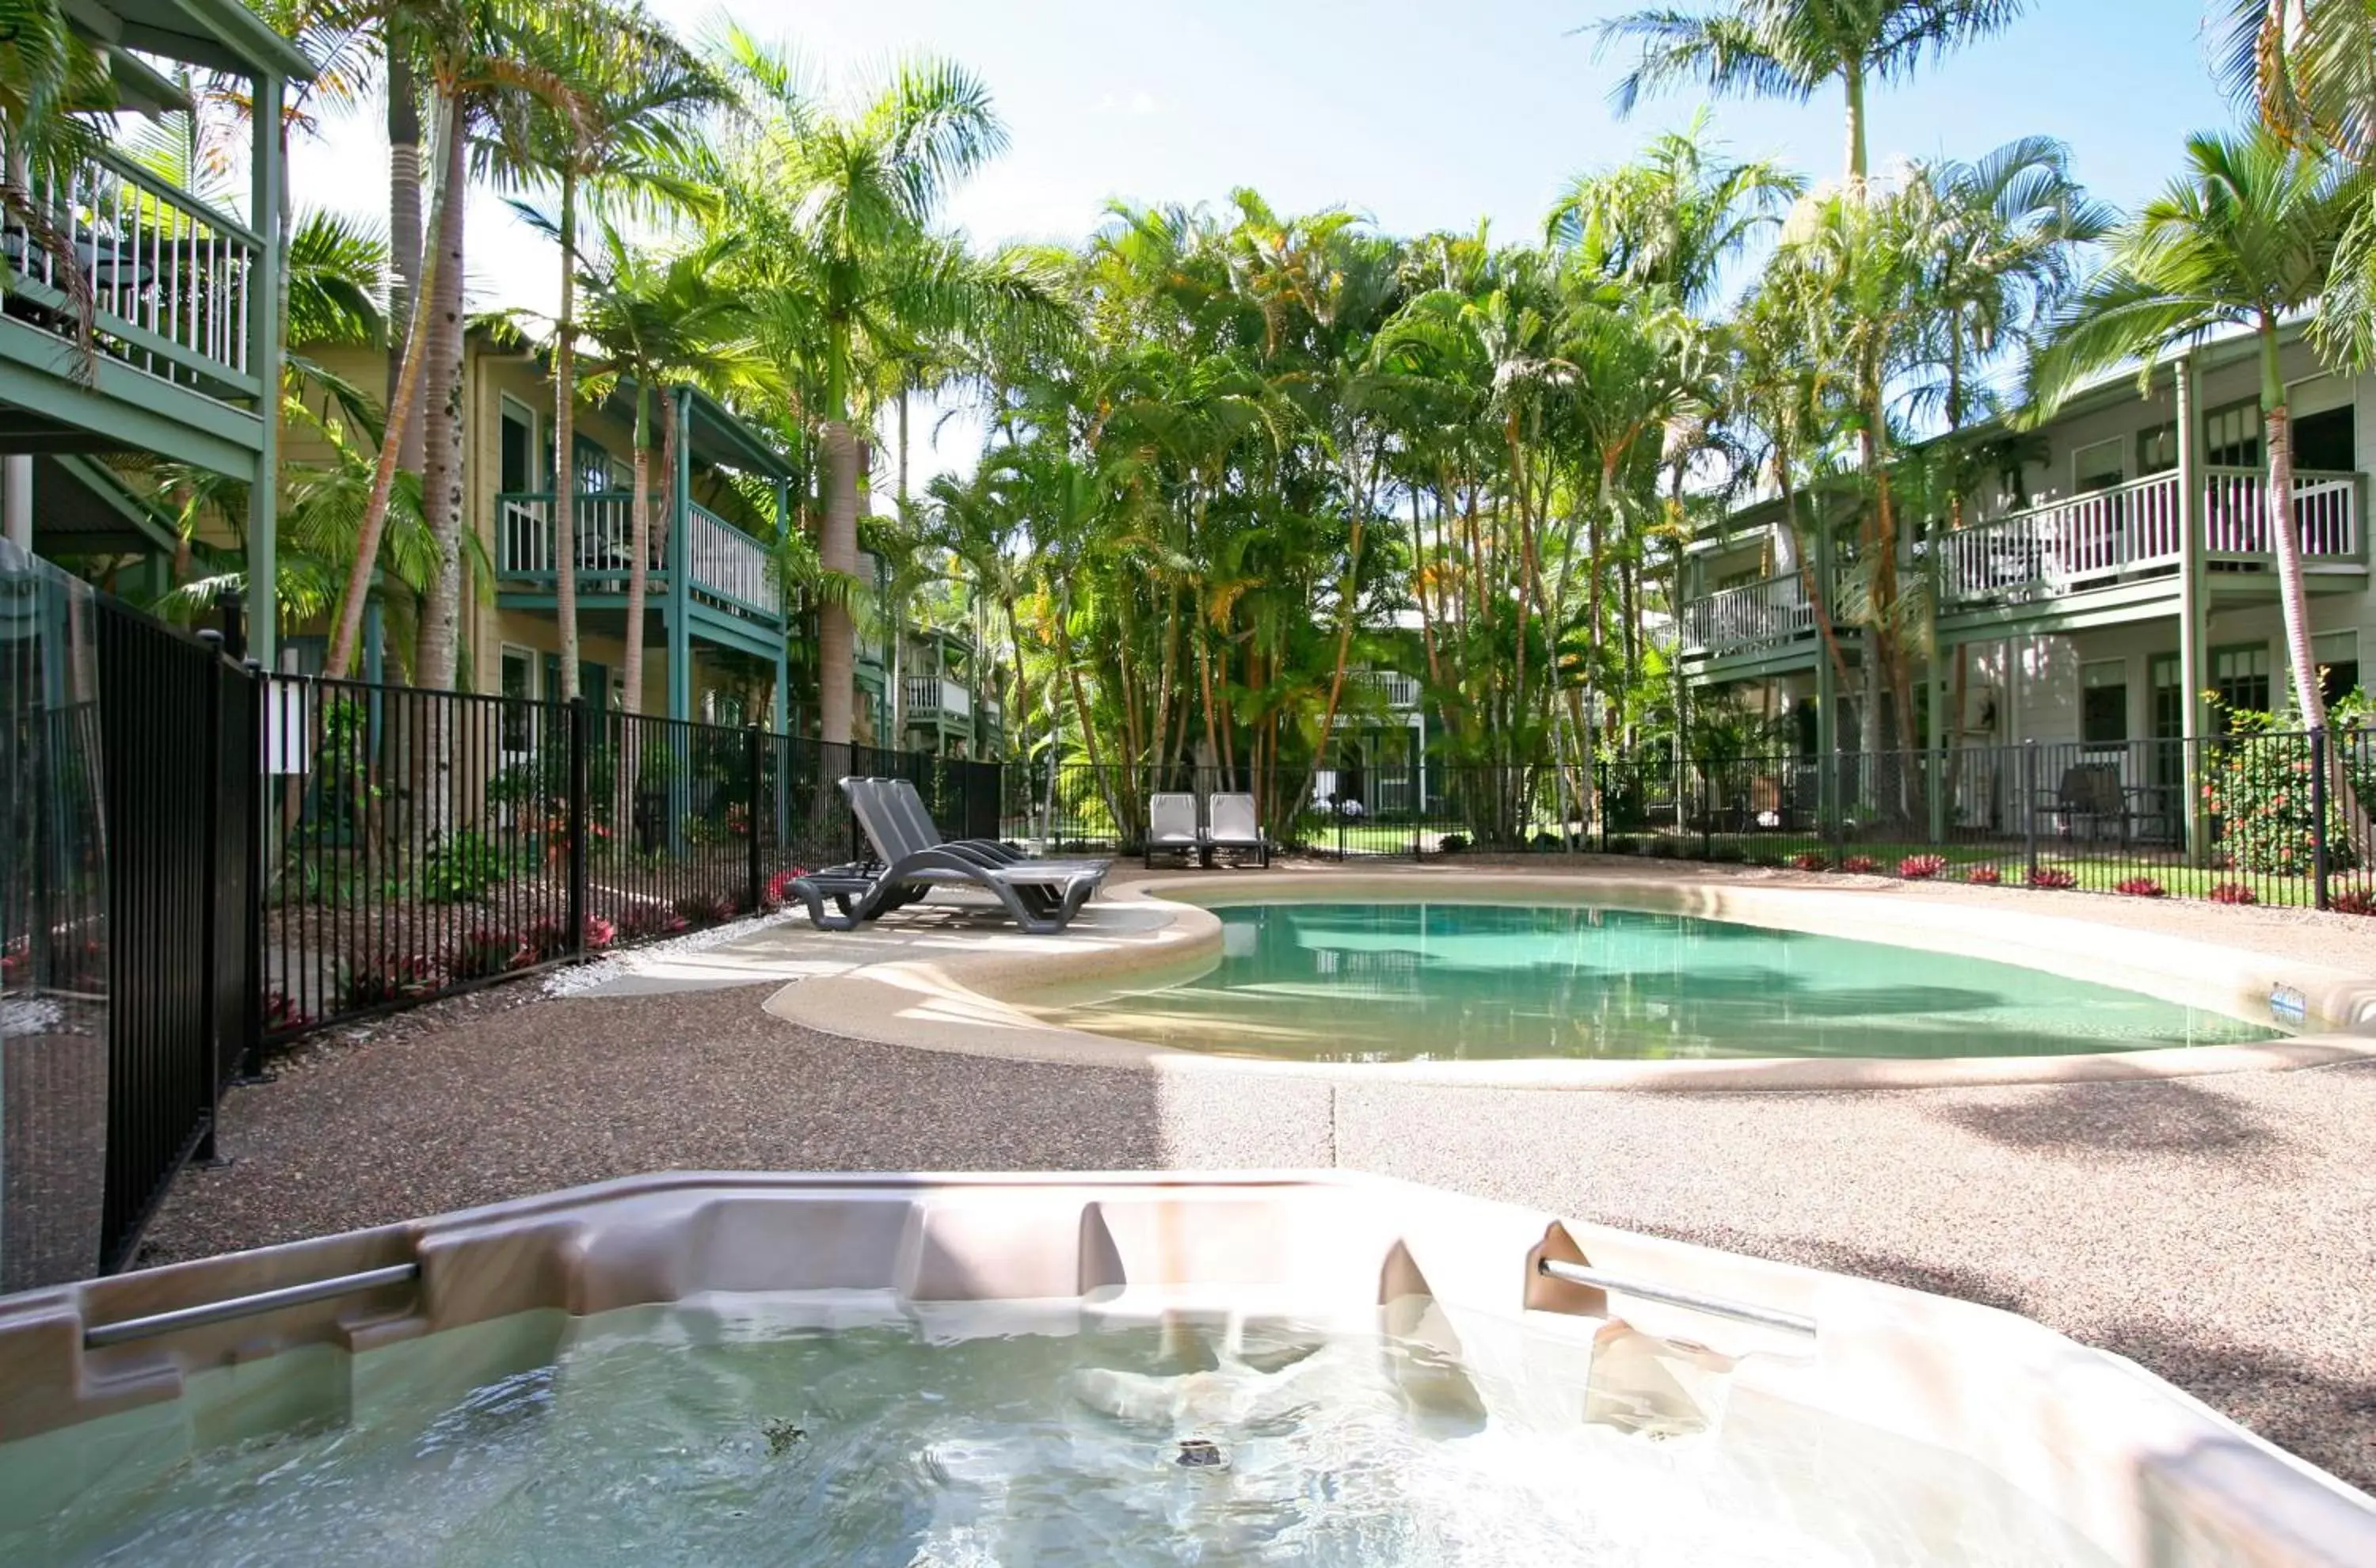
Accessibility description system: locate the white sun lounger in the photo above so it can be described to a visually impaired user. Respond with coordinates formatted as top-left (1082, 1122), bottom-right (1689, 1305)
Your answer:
top-left (1202, 791), bottom-right (1270, 867)
top-left (1144, 792), bottom-right (1201, 869)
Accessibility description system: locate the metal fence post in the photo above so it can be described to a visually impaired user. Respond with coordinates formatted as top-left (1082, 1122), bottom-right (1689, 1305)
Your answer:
top-left (1699, 763), bottom-right (1712, 858)
top-left (2311, 727), bottom-right (2331, 911)
top-left (194, 634), bottom-right (227, 1165)
top-left (745, 724), bottom-right (763, 912)
top-left (235, 659), bottom-right (268, 1085)
top-left (1597, 761), bottom-right (1609, 851)
top-left (567, 696), bottom-right (589, 956)
top-left (2023, 739), bottom-right (2039, 880)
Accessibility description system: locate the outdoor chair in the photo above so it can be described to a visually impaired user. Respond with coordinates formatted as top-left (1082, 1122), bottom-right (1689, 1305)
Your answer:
top-left (798, 776), bottom-right (1105, 935)
top-left (1144, 792), bottom-right (1201, 869)
top-left (2034, 762), bottom-right (2131, 843)
top-left (1201, 792), bottom-right (1270, 868)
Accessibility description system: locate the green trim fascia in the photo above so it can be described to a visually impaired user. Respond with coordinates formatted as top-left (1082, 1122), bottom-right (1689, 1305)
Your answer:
top-left (55, 452), bottom-right (180, 554)
top-left (1937, 577), bottom-right (2184, 639)
top-left (1681, 639), bottom-right (1823, 683)
top-left (0, 317), bottom-right (263, 474)
top-left (122, 0), bottom-right (317, 80)
top-left (682, 601), bottom-right (786, 660)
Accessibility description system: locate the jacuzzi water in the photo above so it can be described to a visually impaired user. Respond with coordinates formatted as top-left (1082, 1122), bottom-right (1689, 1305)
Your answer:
top-left (0, 1293), bottom-right (2114, 1566)
top-left (1038, 902), bottom-right (2282, 1062)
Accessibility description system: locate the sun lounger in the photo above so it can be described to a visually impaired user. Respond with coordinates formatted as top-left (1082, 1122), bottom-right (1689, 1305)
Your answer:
top-left (824, 777), bottom-right (1106, 934)
top-left (1201, 791), bottom-right (1270, 867)
top-left (1144, 792), bottom-right (1201, 869)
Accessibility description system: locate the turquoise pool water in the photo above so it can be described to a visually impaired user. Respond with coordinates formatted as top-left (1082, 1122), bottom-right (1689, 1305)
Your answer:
top-left (1041, 902), bottom-right (2282, 1063)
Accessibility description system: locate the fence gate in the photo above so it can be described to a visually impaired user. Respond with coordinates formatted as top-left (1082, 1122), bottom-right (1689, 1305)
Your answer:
top-left (93, 598), bottom-right (257, 1273)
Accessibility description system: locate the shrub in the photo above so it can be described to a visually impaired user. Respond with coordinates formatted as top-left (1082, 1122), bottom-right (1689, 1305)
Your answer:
top-left (583, 913), bottom-right (617, 951)
top-left (262, 986), bottom-right (310, 1033)
top-left (675, 892), bottom-right (741, 926)
top-left (1437, 833), bottom-right (1469, 854)
top-left (2198, 716), bottom-right (2363, 875)
top-left (1898, 854), bottom-right (1948, 881)
top-left (1838, 854), bottom-right (1877, 874)
top-left (763, 866), bottom-right (810, 909)
top-left (415, 829), bottom-right (509, 904)
top-left (1965, 866), bottom-right (2003, 885)
top-left (2330, 889), bottom-right (2376, 916)
top-left (1791, 851), bottom-right (1830, 872)
top-left (2115, 877), bottom-right (2168, 898)
top-left (2209, 881), bottom-right (2259, 905)
top-left (1647, 837), bottom-right (1681, 859)
top-left (1745, 851), bottom-right (1786, 868)
top-left (2026, 866), bottom-right (2078, 890)
top-left (336, 952), bottom-right (439, 1008)
top-left (618, 900), bottom-right (688, 941)
top-left (450, 927), bottom-right (533, 980)
top-left (1706, 843), bottom-right (1746, 863)
top-left (520, 915), bottom-right (617, 962)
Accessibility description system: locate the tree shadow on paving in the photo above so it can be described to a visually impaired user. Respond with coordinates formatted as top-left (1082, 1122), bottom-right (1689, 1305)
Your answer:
top-left (1929, 1076), bottom-right (2283, 1159)
top-left (1670, 1230), bottom-right (2375, 1493)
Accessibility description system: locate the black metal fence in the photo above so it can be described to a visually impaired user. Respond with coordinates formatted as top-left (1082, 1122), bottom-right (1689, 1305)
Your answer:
top-left (93, 599), bottom-right (258, 1273)
top-left (1013, 733), bottom-right (2376, 910)
top-left (259, 679), bottom-right (1003, 1040)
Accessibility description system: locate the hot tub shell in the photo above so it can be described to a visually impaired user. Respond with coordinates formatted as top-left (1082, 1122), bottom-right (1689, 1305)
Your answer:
top-left (0, 1170), bottom-right (2369, 1564)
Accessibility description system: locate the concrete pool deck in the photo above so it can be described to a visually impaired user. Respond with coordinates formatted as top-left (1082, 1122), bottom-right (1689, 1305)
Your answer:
top-left (140, 858), bottom-right (2376, 1490)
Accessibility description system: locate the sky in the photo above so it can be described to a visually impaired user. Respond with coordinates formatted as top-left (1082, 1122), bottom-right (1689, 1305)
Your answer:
top-left (284, 0), bottom-right (2240, 484)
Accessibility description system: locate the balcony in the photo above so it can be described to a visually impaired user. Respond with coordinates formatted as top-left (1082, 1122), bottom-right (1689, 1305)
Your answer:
top-left (1, 139), bottom-right (262, 405)
top-left (1942, 467), bottom-right (2362, 607)
top-left (904, 676), bottom-right (973, 725)
top-left (496, 490), bottom-right (781, 620)
top-left (1683, 573), bottom-right (1815, 657)
top-left (1348, 669), bottom-right (1421, 709)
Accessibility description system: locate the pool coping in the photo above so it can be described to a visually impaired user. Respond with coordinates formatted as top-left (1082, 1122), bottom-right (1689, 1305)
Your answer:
top-left (760, 869), bottom-right (2376, 1091)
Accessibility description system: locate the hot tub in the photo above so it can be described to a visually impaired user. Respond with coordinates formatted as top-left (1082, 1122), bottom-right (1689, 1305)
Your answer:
top-left (0, 1172), bottom-right (2367, 1564)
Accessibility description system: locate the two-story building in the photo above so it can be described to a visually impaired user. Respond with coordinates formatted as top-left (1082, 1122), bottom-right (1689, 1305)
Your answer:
top-left (280, 334), bottom-right (794, 728)
top-left (1678, 321), bottom-right (2366, 839)
top-left (9, 0), bottom-right (310, 657)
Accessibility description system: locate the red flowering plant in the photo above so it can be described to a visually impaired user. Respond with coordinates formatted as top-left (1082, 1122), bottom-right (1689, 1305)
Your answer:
top-left (1837, 854), bottom-right (1878, 874)
top-left (2327, 889), bottom-right (2375, 916)
top-left (1791, 852), bottom-right (1830, 872)
top-left (2026, 866), bottom-right (2078, 890)
top-left (2115, 876), bottom-right (2167, 898)
top-left (2199, 709), bottom-right (2363, 876)
top-left (1964, 865), bottom-right (2003, 885)
top-left (1897, 854), bottom-right (1948, 880)
top-left (2208, 881), bottom-right (2259, 905)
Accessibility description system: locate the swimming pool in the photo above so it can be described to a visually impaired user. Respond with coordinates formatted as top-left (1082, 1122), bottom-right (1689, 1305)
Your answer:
top-left (1036, 902), bottom-right (2283, 1062)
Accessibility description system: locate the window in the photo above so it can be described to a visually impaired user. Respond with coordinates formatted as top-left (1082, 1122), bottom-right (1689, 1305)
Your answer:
top-left (574, 436), bottom-right (614, 491)
top-left (2316, 630), bottom-right (2361, 710)
top-left (543, 654), bottom-right (610, 710)
top-left (2203, 400), bottom-right (2260, 469)
top-left (499, 399), bottom-right (535, 493)
top-left (2294, 403), bottom-right (2356, 473)
top-left (2213, 644), bottom-right (2271, 725)
top-left (2073, 437), bottom-right (2124, 493)
top-left (2081, 660), bottom-right (2127, 748)
top-left (500, 645), bottom-right (536, 753)
top-left (2136, 423), bottom-right (2177, 477)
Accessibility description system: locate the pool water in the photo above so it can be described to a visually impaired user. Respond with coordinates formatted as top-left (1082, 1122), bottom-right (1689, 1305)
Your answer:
top-left (0, 1295), bottom-right (2114, 1566)
top-left (1040, 902), bottom-right (2282, 1062)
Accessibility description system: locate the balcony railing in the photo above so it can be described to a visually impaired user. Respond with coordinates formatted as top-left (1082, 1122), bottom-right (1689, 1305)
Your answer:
top-left (496, 491), bottom-right (782, 621)
top-left (1943, 468), bottom-right (2361, 605)
top-left (904, 676), bottom-right (973, 723)
top-left (497, 491), bottom-right (652, 586)
top-left (1349, 669), bottom-right (1421, 709)
top-left (687, 500), bottom-right (779, 616)
top-left (1683, 572), bottom-right (1815, 656)
top-left (1, 138), bottom-right (261, 399)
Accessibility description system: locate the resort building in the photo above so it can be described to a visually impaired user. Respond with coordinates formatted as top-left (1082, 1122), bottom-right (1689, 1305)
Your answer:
top-left (4, 0), bottom-right (310, 663)
top-left (850, 550), bottom-right (1007, 757)
top-left (1679, 322), bottom-right (2366, 838)
top-left (279, 337), bottom-right (796, 727)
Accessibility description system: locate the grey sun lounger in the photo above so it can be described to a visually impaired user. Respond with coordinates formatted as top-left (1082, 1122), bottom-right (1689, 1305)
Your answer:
top-left (1201, 792), bottom-right (1270, 867)
top-left (1144, 792), bottom-right (1201, 869)
top-left (814, 776), bottom-right (1107, 935)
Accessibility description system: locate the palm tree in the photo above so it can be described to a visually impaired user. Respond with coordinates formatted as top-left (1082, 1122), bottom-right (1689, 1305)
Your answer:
top-left (2030, 127), bottom-right (2363, 735)
top-left (1546, 111), bottom-right (1801, 310)
top-left (716, 34), bottom-right (1011, 748)
top-left (490, 4), bottom-right (722, 702)
top-left (1594, 0), bottom-right (2027, 181)
top-left (569, 223), bottom-right (761, 717)
top-left (2219, 0), bottom-right (2376, 162)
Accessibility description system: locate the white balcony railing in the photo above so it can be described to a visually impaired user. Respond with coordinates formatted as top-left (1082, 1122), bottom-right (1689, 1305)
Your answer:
top-left (1943, 468), bottom-right (2361, 605)
top-left (687, 500), bottom-right (779, 615)
top-left (1348, 669), bottom-right (1421, 708)
top-left (1683, 572), bottom-right (1814, 655)
top-left (0, 138), bottom-right (261, 398)
top-left (904, 676), bottom-right (972, 722)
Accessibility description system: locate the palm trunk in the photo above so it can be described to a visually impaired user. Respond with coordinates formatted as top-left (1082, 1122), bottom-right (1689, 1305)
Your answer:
top-left (386, 50), bottom-right (424, 474)
top-left (325, 93), bottom-right (454, 680)
top-left (623, 390), bottom-right (659, 715)
top-left (552, 172), bottom-right (582, 701)
top-left (1842, 60), bottom-right (1868, 183)
top-left (415, 93), bottom-right (466, 696)
top-left (818, 418), bottom-right (859, 747)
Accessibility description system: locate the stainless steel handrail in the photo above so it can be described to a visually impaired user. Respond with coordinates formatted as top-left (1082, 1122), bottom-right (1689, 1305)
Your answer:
top-left (1538, 1257), bottom-right (1818, 1338)
top-left (83, 1262), bottom-right (421, 1349)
